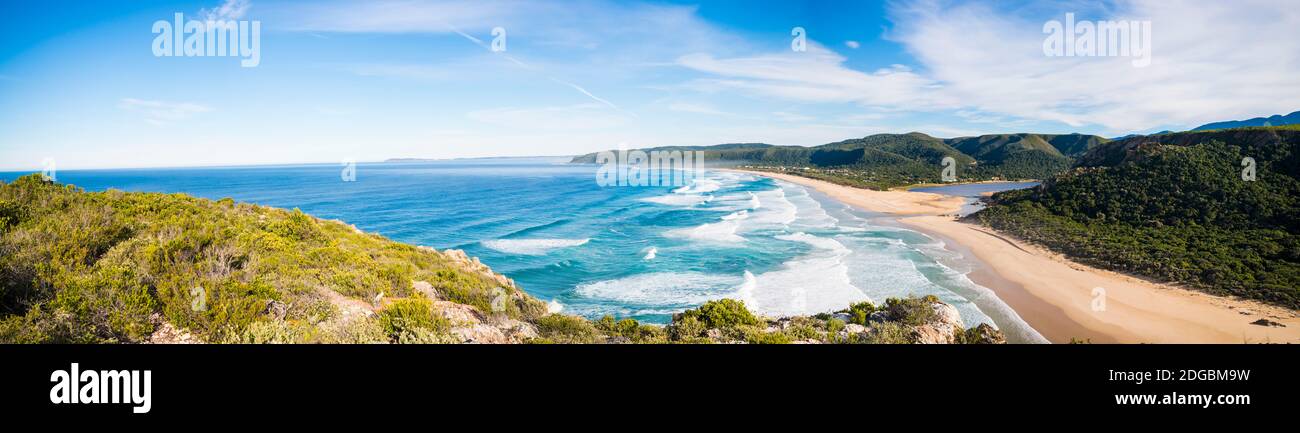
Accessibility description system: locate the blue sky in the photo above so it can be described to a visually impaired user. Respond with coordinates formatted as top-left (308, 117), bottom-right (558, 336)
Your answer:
top-left (1, 0), bottom-right (1298, 169)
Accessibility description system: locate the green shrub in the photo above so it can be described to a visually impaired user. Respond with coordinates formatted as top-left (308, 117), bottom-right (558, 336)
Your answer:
top-left (783, 324), bottom-right (820, 341)
top-left (858, 321), bottom-right (913, 344)
top-left (668, 315), bottom-right (706, 342)
top-left (844, 301), bottom-right (877, 326)
top-left (675, 299), bottom-right (760, 329)
top-left (595, 315), bottom-right (665, 342)
top-left (395, 327), bottom-right (458, 344)
top-left (825, 318), bottom-right (846, 334)
top-left (535, 314), bottom-right (600, 344)
top-left (317, 318), bottom-right (388, 344)
top-left (377, 298), bottom-right (448, 341)
top-left (220, 320), bottom-right (308, 344)
top-left (744, 329), bottom-right (792, 344)
top-left (885, 296), bottom-right (938, 326)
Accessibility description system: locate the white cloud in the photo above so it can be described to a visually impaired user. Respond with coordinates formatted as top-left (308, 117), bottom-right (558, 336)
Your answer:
top-left (890, 0), bottom-right (1300, 132)
top-left (676, 43), bottom-right (958, 110)
top-left (844, 40), bottom-right (860, 49)
top-left (200, 0), bottom-right (251, 21)
top-left (673, 0), bottom-right (1300, 134)
top-left (118, 98), bottom-right (212, 125)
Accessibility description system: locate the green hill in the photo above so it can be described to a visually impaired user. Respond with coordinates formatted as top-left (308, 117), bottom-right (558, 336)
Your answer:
top-left (0, 175), bottom-right (1002, 344)
top-left (572, 132), bottom-right (1107, 188)
top-left (971, 127), bottom-right (1300, 308)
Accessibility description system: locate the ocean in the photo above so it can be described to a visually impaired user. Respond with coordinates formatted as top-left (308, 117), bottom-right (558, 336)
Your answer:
top-left (1, 158), bottom-right (1048, 343)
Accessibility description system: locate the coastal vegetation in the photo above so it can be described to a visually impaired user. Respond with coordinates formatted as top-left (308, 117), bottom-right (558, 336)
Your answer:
top-left (971, 127), bottom-right (1300, 308)
top-left (571, 132), bottom-right (1107, 189)
top-left (0, 174), bottom-right (1004, 344)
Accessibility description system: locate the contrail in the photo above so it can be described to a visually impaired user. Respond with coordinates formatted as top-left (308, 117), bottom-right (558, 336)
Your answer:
top-left (446, 23), bottom-right (628, 114)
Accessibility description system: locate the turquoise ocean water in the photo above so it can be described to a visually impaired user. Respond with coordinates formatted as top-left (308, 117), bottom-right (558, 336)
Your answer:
top-left (1, 158), bottom-right (1047, 343)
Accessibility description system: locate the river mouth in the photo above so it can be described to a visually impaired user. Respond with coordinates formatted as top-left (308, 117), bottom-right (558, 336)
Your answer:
top-left (910, 182), bottom-right (1040, 216)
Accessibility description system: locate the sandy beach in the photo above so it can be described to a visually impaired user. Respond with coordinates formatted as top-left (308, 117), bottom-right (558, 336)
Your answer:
top-left (732, 169), bottom-right (1300, 343)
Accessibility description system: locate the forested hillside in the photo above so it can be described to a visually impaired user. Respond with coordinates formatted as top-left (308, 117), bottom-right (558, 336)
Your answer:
top-left (971, 127), bottom-right (1300, 308)
top-left (572, 132), bottom-right (1107, 188)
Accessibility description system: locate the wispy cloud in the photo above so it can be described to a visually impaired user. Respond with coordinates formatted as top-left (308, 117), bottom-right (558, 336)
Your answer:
top-left (200, 0), bottom-right (251, 21)
top-left (677, 44), bottom-right (957, 110)
top-left (671, 0), bottom-right (1300, 134)
top-left (119, 98), bottom-right (212, 125)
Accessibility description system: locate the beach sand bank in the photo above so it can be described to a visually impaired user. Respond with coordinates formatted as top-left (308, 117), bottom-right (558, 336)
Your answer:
top-left (731, 169), bottom-right (1300, 343)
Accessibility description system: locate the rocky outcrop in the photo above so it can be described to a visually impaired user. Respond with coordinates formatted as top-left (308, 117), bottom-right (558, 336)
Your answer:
top-left (911, 302), bottom-right (965, 344)
top-left (415, 280), bottom-right (538, 344)
top-left (434, 248), bottom-right (517, 289)
top-left (147, 314), bottom-right (201, 344)
top-left (964, 323), bottom-right (1008, 344)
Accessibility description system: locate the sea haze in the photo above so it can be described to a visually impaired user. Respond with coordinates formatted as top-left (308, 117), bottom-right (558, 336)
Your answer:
top-left (1, 157), bottom-right (1046, 342)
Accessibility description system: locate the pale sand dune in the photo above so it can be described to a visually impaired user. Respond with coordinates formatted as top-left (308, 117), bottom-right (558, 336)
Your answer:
top-left (730, 169), bottom-right (1300, 343)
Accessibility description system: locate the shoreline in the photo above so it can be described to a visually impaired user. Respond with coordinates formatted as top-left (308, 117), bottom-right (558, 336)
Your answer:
top-left (728, 168), bottom-right (1300, 343)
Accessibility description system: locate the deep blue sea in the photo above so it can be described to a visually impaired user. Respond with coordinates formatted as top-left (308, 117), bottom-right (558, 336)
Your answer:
top-left (1, 158), bottom-right (1047, 342)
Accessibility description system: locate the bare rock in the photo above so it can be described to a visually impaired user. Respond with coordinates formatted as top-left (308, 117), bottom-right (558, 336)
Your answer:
top-left (1251, 318), bottom-right (1286, 328)
top-left (262, 300), bottom-right (288, 321)
top-left (431, 300), bottom-right (485, 326)
top-left (910, 301), bottom-right (966, 344)
top-left (451, 324), bottom-right (509, 344)
top-left (497, 318), bottom-right (539, 342)
top-left (411, 281), bottom-right (437, 300)
top-left (844, 323), bottom-right (868, 334)
top-left (911, 325), bottom-right (952, 344)
top-left (147, 314), bottom-right (200, 344)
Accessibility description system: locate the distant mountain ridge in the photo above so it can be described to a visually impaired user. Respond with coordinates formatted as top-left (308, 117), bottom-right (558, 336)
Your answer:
top-left (571, 132), bottom-right (1108, 186)
top-left (1192, 110), bottom-right (1300, 131)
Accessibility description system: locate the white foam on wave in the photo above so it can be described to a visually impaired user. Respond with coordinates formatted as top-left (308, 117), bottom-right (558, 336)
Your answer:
top-left (640, 194), bottom-right (713, 207)
top-left (642, 246), bottom-right (657, 260)
top-left (782, 184), bottom-right (838, 229)
top-left (721, 210), bottom-right (749, 221)
top-left (665, 219), bottom-right (745, 243)
top-left (738, 232), bottom-right (869, 317)
top-left (575, 272), bottom-right (741, 306)
top-left (672, 178), bottom-right (722, 194)
top-left (481, 238), bottom-right (590, 255)
top-left (743, 188), bottom-right (797, 227)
